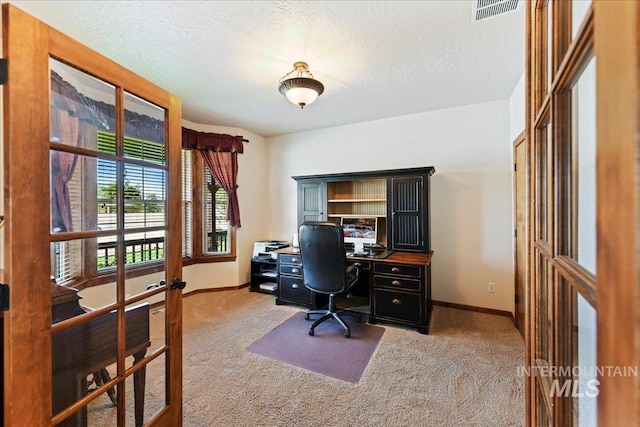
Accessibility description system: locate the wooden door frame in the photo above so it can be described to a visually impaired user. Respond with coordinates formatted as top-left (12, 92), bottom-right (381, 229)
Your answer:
top-left (3, 6), bottom-right (52, 425)
top-left (526, 1), bottom-right (640, 425)
top-left (513, 129), bottom-right (527, 339)
top-left (594, 1), bottom-right (640, 424)
top-left (2, 4), bottom-right (183, 426)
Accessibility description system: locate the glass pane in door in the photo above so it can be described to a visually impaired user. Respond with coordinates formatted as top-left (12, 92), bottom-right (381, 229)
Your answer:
top-left (123, 164), bottom-right (166, 230)
top-left (572, 0), bottom-right (591, 38)
top-left (573, 292), bottom-right (597, 426)
top-left (123, 92), bottom-right (166, 165)
top-left (50, 60), bottom-right (115, 151)
top-left (124, 345), bottom-right (167, 426)
top-left (572, 57), bottom-right (596, 274)
top-left (535, 122), bottom-right (551, 243)
top-left (535, 253), bottom-right (552, 361)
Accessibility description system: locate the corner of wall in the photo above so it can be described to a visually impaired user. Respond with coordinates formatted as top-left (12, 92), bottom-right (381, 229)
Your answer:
top-left (509, 71), bottom-right (526, 141)
top-left (180, 119), bottom-right (271, 289)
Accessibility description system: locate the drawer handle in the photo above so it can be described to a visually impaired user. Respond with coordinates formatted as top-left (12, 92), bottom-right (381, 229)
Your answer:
top-left (291, 257), bottom-right (299, 263)
top-left (391, 280), bottom-right (401, 286)
top-left (291, 268), bottom-right (300, 273)
top-left (292, 284), bottom-right (299, 289)
top-left (391, 267), bottom-right (401, 273)
top-left (354, 263), bottom-right (362, 267)
top-left (392, 298), bottom-right (401, 305)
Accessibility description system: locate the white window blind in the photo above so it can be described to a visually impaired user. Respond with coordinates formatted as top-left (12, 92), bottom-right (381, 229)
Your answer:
top-left (96, 131), bottom-right (166, 269)
top-left (182, 150), bottom-right (192, 258)
top-left (202, 167), bottom-right (230, 254)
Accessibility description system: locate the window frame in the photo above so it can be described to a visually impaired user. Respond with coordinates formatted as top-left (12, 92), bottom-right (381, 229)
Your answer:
top-left (182, 149), bottom-right (236, 266)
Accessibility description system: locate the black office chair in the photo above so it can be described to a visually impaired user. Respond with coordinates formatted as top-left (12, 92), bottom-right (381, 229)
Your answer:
top-left (298, 221), bottom-right (361, 338)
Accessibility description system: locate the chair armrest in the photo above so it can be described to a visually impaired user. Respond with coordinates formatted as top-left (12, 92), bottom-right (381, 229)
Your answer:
top-left (345, 264), bottom-right (359, 289)
top-left (346, 263), bottom-right (359, 277)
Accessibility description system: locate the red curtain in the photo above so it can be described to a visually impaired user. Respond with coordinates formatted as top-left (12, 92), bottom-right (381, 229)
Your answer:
top-left (182, 128), bottom-right (244, 228)
top-left (201, 151), bottom-right (241, 228)
top-left (50, 107), bottom-right (81, 232)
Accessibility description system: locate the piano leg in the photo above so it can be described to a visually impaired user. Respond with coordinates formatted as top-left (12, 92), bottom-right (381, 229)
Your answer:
top-left (133, 349), bottom-right (147, 427)
top-left (98, 368), bottom-right (118, 406)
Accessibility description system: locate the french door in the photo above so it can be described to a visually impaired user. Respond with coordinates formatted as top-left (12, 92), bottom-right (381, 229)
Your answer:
top-left (3, 5), bottom-right (183, 426)
top-left (526, 1), bottom-right (640, 425)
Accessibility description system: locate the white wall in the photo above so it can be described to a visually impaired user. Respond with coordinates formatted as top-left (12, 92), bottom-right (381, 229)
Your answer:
top-left (510, 72), bottom-right (526, 141)
top-left (266, 100), bottom-right (515, 313)
top-left (180, 120), bottom-right (270, 291)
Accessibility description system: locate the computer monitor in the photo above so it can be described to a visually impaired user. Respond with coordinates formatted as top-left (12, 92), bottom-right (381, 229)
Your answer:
top-left (341, 216), bottom-right (377, 246)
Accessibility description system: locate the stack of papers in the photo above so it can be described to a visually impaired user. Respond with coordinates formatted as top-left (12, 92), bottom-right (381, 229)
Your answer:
top-left (259, 282), bottom-right (278, 292)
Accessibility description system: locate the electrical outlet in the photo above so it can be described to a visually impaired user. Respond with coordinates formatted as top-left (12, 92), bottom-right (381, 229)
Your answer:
top-left (488, 282), bottom-right (496, 293)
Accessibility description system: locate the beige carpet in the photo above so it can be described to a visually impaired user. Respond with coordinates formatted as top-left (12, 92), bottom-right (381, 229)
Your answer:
top-left (88, 288), bottom-right (525, 426)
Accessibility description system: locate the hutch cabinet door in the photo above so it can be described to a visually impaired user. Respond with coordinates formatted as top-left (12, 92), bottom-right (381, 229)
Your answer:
top-left (388, 175), bottom-right (426, 252)
top-left (297, 180), bottom-right (327, 224)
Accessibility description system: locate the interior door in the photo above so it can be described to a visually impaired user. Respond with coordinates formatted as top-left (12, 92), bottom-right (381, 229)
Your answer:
top-left (2, 5), bottom-right (183, 426)
top-left (526, 1), bottom-right (640, 425)
top-left (513, 132), bottom-right (526, 338)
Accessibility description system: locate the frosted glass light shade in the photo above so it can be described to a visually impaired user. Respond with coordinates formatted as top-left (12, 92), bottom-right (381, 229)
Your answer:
top-left (278, 70), bottom-right (325, 109)
top-left (285, 86), bottom-right (319, 108)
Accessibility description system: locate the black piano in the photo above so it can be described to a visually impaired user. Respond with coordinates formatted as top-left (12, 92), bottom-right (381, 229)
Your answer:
top-left (52, 284), bottom-right (151, 427)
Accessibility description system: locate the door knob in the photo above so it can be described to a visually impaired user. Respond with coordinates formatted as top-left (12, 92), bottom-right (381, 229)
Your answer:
top-left (169, 277), bottom-right (187, 290)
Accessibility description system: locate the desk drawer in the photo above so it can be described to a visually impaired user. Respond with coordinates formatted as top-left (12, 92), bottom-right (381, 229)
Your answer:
top-left (349, 260), bottom-right (371, 271)
top-left (279, 254), bottom-right (302, 265)
top-left (279, 264), bottom-right (303, 276)
top-left (373, 275), bottom-right (421, 291)
top-left (373, 263), bottom-right (421, 278)
top-left (278, 276), bottom-right (313, 305)
top-left (372, 289), bottom-right (422, 323)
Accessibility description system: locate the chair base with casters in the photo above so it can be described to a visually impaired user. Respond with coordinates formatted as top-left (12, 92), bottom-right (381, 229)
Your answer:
top-left (305, 293), bottom-right (363, 338)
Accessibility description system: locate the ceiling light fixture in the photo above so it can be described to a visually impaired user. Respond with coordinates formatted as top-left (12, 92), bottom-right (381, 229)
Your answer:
top-left (278, 61), bottom-right (325, 109)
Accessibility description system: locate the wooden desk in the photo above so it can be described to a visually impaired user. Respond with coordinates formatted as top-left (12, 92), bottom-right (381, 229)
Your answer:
top-left (275, 248), bottom-right (434, 333)
top-left (52, 285), bottom-right (150, 427)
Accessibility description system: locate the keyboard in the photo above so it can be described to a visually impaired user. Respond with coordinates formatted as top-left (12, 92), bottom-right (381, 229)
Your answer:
top-left (346, 250), bottom-right (392, 259)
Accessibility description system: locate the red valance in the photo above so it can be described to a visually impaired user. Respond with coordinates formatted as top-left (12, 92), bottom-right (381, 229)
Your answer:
top-left (182, 128), bottom-right (244, 153)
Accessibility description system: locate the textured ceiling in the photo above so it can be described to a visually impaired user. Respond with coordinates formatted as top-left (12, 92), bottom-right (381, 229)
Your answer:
top-left (10, 1), bottom-right (525, 138)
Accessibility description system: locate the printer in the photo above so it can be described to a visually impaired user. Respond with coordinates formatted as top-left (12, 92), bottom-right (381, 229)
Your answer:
top-left (252, 240), bottom-right (289, 260)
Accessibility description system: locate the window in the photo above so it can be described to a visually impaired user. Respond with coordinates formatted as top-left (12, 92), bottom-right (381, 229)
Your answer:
top-left (49, 66), bottom-right (239, 287)
top-left (52, 143), bottom-right (235, 288)
top-left (202, 166), bottom-right (230, 254)
top-left (182, 149), bottom-right (192, 258)
top-left (181, 149), bottom-right (235, 264)
top-left (96, 131), bottom-right (166, 271)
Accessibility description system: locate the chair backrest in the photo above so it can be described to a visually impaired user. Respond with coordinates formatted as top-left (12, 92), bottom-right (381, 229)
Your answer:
top-left (298, 221), bottom-right (349, 295)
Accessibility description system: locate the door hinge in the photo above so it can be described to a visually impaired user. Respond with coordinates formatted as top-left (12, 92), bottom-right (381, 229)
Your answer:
top-left (514, 163), bottom-right (517, 172)
top-left (514, 229), bottom-right (517, 238)
top-left (0, 283), bottom-right (9, 311)
top-left (0, 59), bottom-right (7, 85)
top-left (515, 295), bottom-right (519, 304)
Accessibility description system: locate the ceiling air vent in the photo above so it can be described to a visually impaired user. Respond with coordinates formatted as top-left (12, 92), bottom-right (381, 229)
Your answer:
top-left (473, 0), bottom-right (519, 21)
